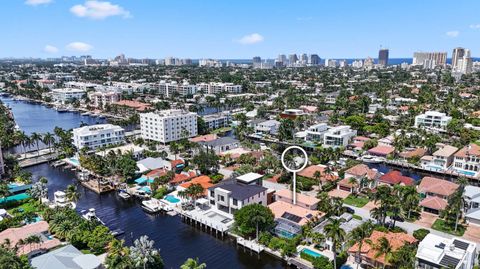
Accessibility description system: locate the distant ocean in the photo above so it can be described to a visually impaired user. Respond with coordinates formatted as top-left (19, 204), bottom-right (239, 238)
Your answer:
top-left (192, 58), bottom-right (480, 65)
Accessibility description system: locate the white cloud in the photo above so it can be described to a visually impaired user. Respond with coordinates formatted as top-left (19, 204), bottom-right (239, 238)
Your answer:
top-left (446, 30), bottom-right (459, 37)
top-left (470, 24), bottom-right (480, 29)
top-left (66, 42), bottom-right (93, 52)
top-left (25, 0), bottom-right (52, 6)
top-left (236, 33), bottom-right (264, 45)
top-left (43, 45), bottom-right (59, 54)
top-left (70, 1), bottom-right (131, 20)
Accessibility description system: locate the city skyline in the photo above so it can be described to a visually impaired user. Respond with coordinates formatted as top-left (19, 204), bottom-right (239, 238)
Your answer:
top-left (2, 0), bottom-right (480, 59)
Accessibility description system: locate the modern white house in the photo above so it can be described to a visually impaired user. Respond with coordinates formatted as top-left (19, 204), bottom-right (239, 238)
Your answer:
top-left (50, 88), bottom-right (86, 104)
top-left (305, 123), bottom-right (329, 142)
top-left (207, 180), bottom-right (267, 217)
top-left (140, 109), bottom-right (198, 143)
top-left (415, 234), bottom-right (477, 269)
top-left (199, 137), bottom-right (240, 154)
top-left (414, 111), bottom-right (452, 132)
top-left (323, 125), bottom-right (357, 148)
top-left (202, 113), bottom-right (231, 130)
top-left (464, 185), bottom-right (480, 226)
top-left (72, 124), bottom-right (125, 150)
top-left (255, 120), bottom-right (280, 135)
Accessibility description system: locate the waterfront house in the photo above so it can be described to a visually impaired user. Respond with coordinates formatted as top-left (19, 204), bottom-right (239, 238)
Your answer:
top-left (337, 164), bottom-right (380, 193)
top-left (72, 124), bottom-right (125, 150)
top-left (0, 221), bottom-right (61, 257)
top-left (378, 170), bottom-right (414, 187)
top-left (453, 143), bottom-right (480, 177)
top-left (31, 244), bottom-right (102, 269)
top-left (367, 144), bottom-right (395, 158)
top-left (199, 137), bottom-right (240, 154)
top-left (254, 119), bottom-right (280, 135)
top-left (178, 176), bottom-right (213, 196)
top-left (323, 125), bottom-right (357, 148)
top-left (348, 136), bottom-right (370, 151)
top-left (314, 213), bottom-right (363, 251)
top-left (297, 164), bottom-right (338, 185)
top-left (398, 147), bottom-right (426, 160)
top-left (421, 144), bottom-right (458, 172)
top-left (414, 110), bottom-right (452, 132)
top-left (136, 157), bottom-right (172, 173)
top-left (95, 143), bottom-right (144, 160)
top-left (50, 88), bottom-right (86, 104)
top-left (416, 234), bottom-right (477, 269)
top-left (348, 231), bottom-right (417, 268)
top-left (464, 185), bottom-right (480, 226)
top-left (305, 123), bottom-right (329, 142)
top-left (207, 180), bottom-right (268, 217)
top-left (418, 176), bottom-right (459, 215)
top-left (113, 100), bottom-right (152, 112)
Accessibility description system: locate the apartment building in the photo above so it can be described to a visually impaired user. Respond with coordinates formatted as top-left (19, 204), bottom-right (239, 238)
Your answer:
top-left (416, 234), bottom-right (477, 269)
top-left (158, 81), bottom-right (197, 97)
top-left (50, 88), bottom-right (86, 104)
top-left (414, 111), bottom-right (452, 132)
top-left (453, 143), bottom-right (480, 177)
top-left (323, 125), bottom-right (357, 148)
top-left (72, 124), bottom-right (125, 150)
top-left (88, 91), bottom-right (120, 108)
top-left (207, 82), bottom-right (242, 94)
top-left (202, 113), bottom-right (231, 130)
top-left (140, 109), bottom-right (198, 143)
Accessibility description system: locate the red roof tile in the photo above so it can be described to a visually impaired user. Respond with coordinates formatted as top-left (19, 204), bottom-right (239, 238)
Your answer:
top-left (379, 170), bottom-right (414, 186)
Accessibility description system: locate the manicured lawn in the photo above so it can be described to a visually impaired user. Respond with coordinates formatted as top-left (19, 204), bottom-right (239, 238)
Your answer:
top-left (432, 219), bottom-right (465, 236)
top-left (352, 214), bottom-right (363, 220)
top-left (343, 195), bottom-right (369, 207)
top-left (212, 127), bottom-right (232, 134)
top-left (7, 200), bottom-right (41, 215)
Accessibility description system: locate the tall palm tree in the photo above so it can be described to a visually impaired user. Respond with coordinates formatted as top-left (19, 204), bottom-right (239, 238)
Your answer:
top-left (30, 132), bottom-right (42, 157)
top-left (180, 258), bottom-right (207, 269)
top-left (65, 184), bottom-right (80, 203)
top-left (106, 239), bottom-right (132, 269)
top-left (42, 132), bottom-right (55, 153)
top-left (348, 221), bottom-right (373, 269)
top-left (251, 210), bottom-right (267, 240)
top-left (324, 218), bottom-right (346, 269)
top-left (372, 237), bottom-right (393, 269)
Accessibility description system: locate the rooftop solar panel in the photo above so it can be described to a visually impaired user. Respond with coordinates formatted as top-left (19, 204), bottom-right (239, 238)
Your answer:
top-left (439, 255), bottom-right (460, 268)
top-left (281, 212), bottom-right (302, 223)
top-left (453, 239), bottom-right (469, 250)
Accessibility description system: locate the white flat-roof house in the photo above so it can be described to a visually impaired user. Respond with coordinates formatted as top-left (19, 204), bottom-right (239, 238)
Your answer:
top-left (414, 111), bottom-right (452, 132)
top-left (207, 181), bottom-right (267, 217)
top-left (305, 123), bottom-right (329, 142)
top-left (416, 234), bottom-right (477, 269)
top-left (255, 120), bottom-right (280, 135)
top-left (323, 125), bottom-right (357, 148)
top-left (51, 88), bottom-right (86, 104)
top-left (464, 185), bottom-right (480, 226)
top-left (140, 109), bottom-right (198, 143)
top-left (72, 124), bottom-right (125, 150)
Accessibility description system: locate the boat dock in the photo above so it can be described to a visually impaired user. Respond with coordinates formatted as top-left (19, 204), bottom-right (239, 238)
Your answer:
top-left (178, 209), bottom-right (231, 239)
top-left (18, 152), bottom-right (60, 168)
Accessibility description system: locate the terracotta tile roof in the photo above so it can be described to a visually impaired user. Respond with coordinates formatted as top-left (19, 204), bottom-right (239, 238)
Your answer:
top-left (275, 189), bottom-right (319, 206)
top-left (348, 231), bottom-right (417, 266)
top-left (168, 171), bottom-right (197, 184)
top-left (354, 136), bottom-right (371, 142)
top-left (433, 145), bottom-right (458, 157)
top-left (420, 196), bottom-right (448, 211)
top-left (418, 177), bottom-right (459, 197)
top-left (266, 174), bottom-right (282, 183)
top-left (345, 164), bottom-right (378, 180)
top-left (170, 159), bottom-right (184, 168)
top-left (454, 143), bottom-right (480, 158)
top-left (179, 176), bottom-right (213, 195)
top-left (113, 100), bottom-right (151, 111)
top-left (297, 165), bottom-right (338, 182)
top-left (268, 201), bottom-right (323, 226)
top-left (0, 221), bottom-right (61, 256)
top-left (399, 148), bottom-right (427, 159)
top-left (368, 145), bottom-right (395, 156)
top-left (189, 134), bottom-right (218, 143)
top-left (338, 177), bottom-right (357, 188)
top-left (379, 170), bottom-right (415, 186)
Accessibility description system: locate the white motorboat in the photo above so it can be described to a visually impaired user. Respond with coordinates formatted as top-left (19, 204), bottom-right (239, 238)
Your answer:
top-left (82, 208), bottom-right (105, 225)
top-left (360, 155), bottom-right (385, 164)
top-left (141, 198), bottom-right (163, 213)
top-left (118, 190), bottom-right (131, 200)
top-left (48, 191), bottom-right (76, 209)
top-left (134, 189), bottom-right (150, 200)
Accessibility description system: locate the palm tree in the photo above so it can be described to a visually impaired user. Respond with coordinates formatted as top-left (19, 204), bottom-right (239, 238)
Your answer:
top-left (30, 132), bottom-right (42, 156)
top-left (0, 183), bottom-right (10, 200)
top-left (186, 183), bottom-right (205, 205)
top-left (348, 221), bottom-right (373, 269)
top-left (106, 239), bottom-right (132, 269)
top-left (313, 170), bottom-right (322, 190)
top-left (65, 184), bottom-right (80, 203)
top-left (371, 236), bottom-right (393, 269)
top-left (180, 258), bottom-right (206, 269)
top-left (42, 132), bottom-right (55, 153)
top-left (251, 209), bottom-right (267, 241)
top-left (28, 180), bottom-right (48, 202)
top-left (324, 218), bottom-right (346, 269)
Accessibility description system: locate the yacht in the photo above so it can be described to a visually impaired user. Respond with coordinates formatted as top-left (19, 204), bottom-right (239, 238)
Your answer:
top-left (360, 155), bottom-right (385, 164)
top-left (134, 189), bottom-right (150, 200)
top-left (82, 208), bottom-right (105, 225)
top-left (118, 190), bottom-right (131, 200)
top-left (141, 198), bottom-right (163, 213)
top-left (48, 191), bottom-right (76, 209)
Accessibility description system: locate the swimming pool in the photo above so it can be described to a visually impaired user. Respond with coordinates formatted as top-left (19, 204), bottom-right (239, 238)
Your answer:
top-left (341, 265), bottom-right (353, 269)
top-left (456, 169), bottom-right (476, 176)
top-left (164, 195), bottom-right (180, 203)
top-left (69, 157), bottom-right (80, 166)
top-left (301, 248), bottom-right (323, 258)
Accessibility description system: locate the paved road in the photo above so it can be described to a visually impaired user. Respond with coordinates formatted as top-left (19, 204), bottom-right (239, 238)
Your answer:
top-left (344, 205), bottom-right (480, 247)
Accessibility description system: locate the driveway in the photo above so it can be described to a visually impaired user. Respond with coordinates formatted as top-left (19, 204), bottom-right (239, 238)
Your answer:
top-left (362, 201), bottom-right (378, 211)
top-left (328, 189), bottom-right (350, 199)
top-left (464, 224), bottom-right (480, 243)
top-left (414, 212), bottom-right (438, 228)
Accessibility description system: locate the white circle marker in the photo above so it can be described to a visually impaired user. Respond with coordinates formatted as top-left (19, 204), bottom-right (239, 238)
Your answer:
top-left (281, 146), bottom-right (308, 205)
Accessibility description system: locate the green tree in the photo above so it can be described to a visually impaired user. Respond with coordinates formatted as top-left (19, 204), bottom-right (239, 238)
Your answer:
top-left (234, 204), bottom-right (275, 238)
top-left (180, 258), bottom-right (207, 269)
top-left (324, 218), bottom-right (346, 269)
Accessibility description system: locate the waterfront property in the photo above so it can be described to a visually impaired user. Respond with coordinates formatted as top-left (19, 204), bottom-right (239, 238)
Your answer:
top-left (421, 144), bottom-right (459, 172)
top-left (140, 109), bottom-right (198, 143)
top-left (378, 170), bottom-right (414, 187)
top-left (50, 88), bottom-right (86, 104)
top-left (31, 244), bottom-right (102, 269)
top-left (464, 185), bottom-right (480, 225)
top-left (313, 213), bottom-right (363, 251)
top-left (305, 123), bottom-right (329, 142)
top-left (72, 123), bottom-right (125, 150)
top-left (416, 233), bottom-right (477, 269)
top-left (198, 137), bottom-right (240, 154)
top-left (414, 110), bottom-right (452, 132)
top-left (323, 125), bottom-right (357, 148)
top-left (337, 164), bottom-right (380, 193)
top-left (418, 176), bottom-right (459, 215)
top-left (96, 143), bottom-right (145, 160)
top-left (453, 143), bottom-right (480, 177)
top-left (0, 221), bottom-right (61, 257)
top-left (202, 112), bottom-right (231, 130)
top-left (254, 119), bottom-right (281, 135)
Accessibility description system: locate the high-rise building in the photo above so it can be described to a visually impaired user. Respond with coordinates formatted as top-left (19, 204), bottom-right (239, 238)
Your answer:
top-left (288, 54), bottom-right (298, 64)
top-left (452, 47), bottom-right (465, 71)
top-left (378, 49), bottom-right (389, 66)
top-left (277, 54), bottom-right (287, 64)
top-left (140, 110), bottom-right (198, 143)
top-left (300, 53), bottom-right (308, 63)
top-left (252, 56), bottom-right (262, 69)
top-left (412, 52), bottom-right (447, 68)
top-left (456, 49), bottom-right (473, 75)
top-left (308, 54), bottom-right (320, 66)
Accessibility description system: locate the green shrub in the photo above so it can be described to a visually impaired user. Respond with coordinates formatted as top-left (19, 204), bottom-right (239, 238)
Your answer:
top-left (413, 228), bottom-right (430, 241)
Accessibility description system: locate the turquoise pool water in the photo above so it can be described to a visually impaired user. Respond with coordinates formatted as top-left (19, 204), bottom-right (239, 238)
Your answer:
top-left (164, 195), bottom-right (180, 203)
top-left (0, 193), bottom-right (30, 204)
top-left (456, 169), bottom-right (476, 176)
top-left (69, 157), bottom-right (80, 166)
top-left (341, 265), bottom-right (353, 269)
top-left (301, 248), bottom-right (323, 258)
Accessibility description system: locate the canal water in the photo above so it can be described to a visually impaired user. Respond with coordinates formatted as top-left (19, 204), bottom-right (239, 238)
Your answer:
top-left (2, 96), bottom-right (286, 269)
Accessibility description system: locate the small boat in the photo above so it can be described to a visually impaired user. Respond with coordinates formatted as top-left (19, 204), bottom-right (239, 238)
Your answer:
top-left (82, 208), bottom-right (105, 225)
top-left (134, 190), bottom-right (150, 200)
top-left (48, 191), bottom-right (76, 209)
top-left (118, 190), bottom-right (131, 200)
top-left (81, 112), bottom-right (91, 116)
top-left (141, 198), bottom-right (163, 213)
top-left (360, 155), bottom-right (385, 164)
top-left (111, 229), bottom-right (125, 237)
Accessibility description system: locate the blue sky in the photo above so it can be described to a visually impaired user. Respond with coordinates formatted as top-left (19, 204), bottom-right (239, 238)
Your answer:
top-left (2, 0), bottom-right (480, 59)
